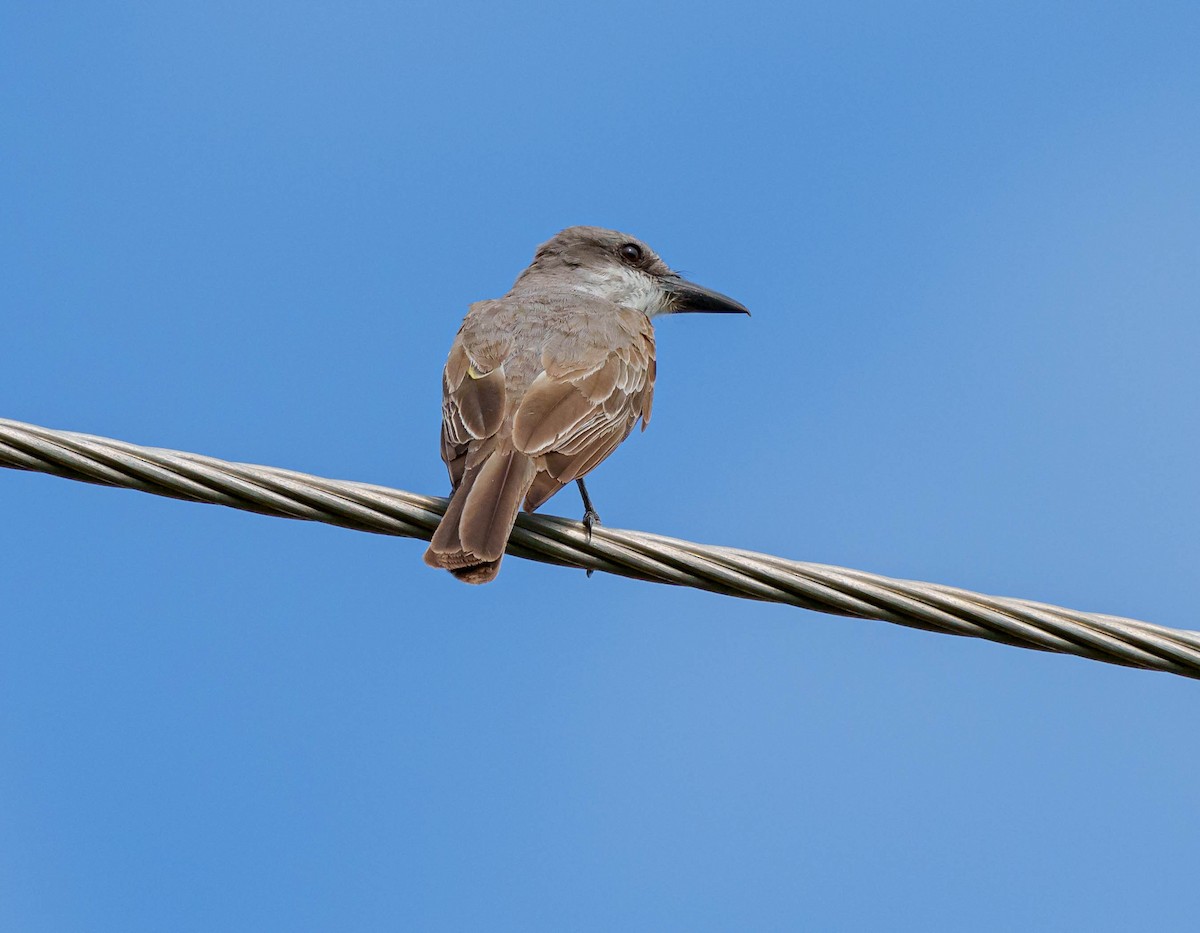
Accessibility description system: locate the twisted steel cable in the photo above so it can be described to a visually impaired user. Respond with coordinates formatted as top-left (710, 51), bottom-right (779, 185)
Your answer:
top-left (2, 416), bottom-right (1198, 680)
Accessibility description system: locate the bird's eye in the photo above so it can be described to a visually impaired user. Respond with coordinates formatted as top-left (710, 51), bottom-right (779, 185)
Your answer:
top-left (619, 243), bottom-right (644, 264)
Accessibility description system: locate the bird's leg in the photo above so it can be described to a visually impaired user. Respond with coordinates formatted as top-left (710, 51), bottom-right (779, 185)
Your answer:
top-left (575, 478), bottom-right (602, 579)
top-left (576, 478), bottom-right (601, 541)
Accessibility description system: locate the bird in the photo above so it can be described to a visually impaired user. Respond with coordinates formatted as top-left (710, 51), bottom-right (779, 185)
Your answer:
top-left (423, 226), bottom-right (748, 584)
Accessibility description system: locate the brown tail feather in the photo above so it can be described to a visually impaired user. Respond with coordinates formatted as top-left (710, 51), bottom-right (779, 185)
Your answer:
top-left (424, 446), bottom-right (536, 584)
top-left (450, 561), bottom-right (504, 584)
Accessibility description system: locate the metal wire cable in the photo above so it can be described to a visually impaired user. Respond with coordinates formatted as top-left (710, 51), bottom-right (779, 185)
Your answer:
top-left (2, 416), bottom-right (1198, 680)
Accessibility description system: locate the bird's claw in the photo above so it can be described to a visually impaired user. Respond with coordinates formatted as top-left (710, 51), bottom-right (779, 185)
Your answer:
top-left (582, 508), bottom-right (601, 542)
top-left (582, 508), bottom-right (601, 577)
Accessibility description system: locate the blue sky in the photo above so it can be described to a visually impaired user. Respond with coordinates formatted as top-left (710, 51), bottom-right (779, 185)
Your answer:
top-left (3, 2), bottom-right (1199, 930)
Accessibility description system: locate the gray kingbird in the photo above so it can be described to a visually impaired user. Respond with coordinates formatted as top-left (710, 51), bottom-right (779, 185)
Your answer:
top-left (424, 225), bottom-right (748, 583)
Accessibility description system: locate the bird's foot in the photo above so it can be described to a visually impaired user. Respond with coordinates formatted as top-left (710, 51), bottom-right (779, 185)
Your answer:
top-left (581, 509), bottom-right (601, 578)
top-left (574, 478), bottom-right (602, 577)
top-left (582, 507), bottom-right (601, 543)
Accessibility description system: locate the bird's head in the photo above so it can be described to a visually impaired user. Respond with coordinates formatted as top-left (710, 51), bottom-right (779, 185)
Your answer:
top-left (515, 225), bottom-right (750, 319)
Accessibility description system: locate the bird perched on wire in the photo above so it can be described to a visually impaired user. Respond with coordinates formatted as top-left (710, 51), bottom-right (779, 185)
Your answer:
top-left (424, 226), bottom-right (748, 583)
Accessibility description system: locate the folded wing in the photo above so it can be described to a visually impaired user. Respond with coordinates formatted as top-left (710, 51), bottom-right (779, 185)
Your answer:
top-left (513, 312), bottom-right (655, 511)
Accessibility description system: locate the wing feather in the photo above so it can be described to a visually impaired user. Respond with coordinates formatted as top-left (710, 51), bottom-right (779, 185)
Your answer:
top-left (513, 311), bottom-right (655, 512)
top-left (438, 302), bottom-right (655, 514)
top-left (440, 338), bottom-right (508, 488)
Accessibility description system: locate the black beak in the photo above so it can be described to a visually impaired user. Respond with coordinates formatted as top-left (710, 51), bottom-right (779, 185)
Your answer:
top-left (662, 275), bottom-right (750, 316)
